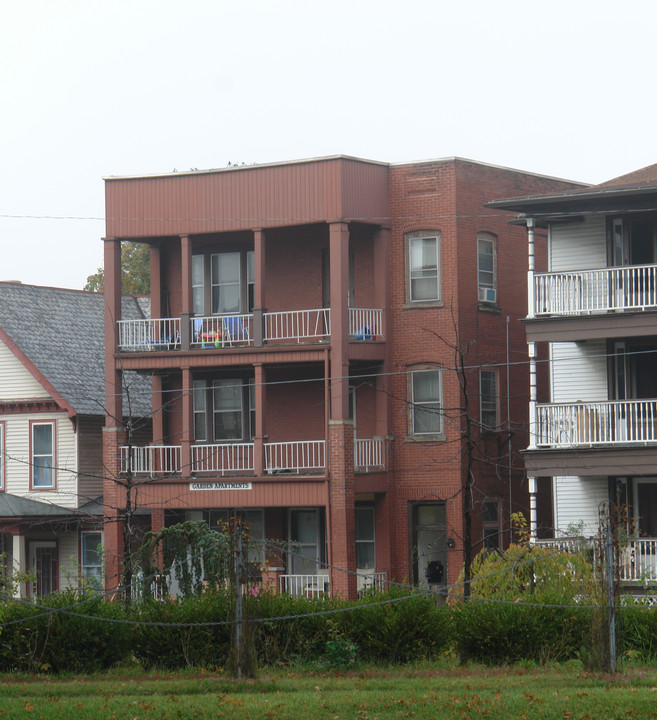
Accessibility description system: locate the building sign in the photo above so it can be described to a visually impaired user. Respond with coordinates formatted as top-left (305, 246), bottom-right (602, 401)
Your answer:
top-left (190, 481), bottom-right (252, 491)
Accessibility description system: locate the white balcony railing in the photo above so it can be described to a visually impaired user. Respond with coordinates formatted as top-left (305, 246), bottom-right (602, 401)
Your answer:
top-left (279, 574), bottom-right (329, 597)
top-left (535, 264), bottom-right (657, 316)
top-left (536, 537), bottom-right (657, 584)
top-left (120, 445), bottom-right (182, 475)
top-left (264, 308), bottom-right (330, 342)
top-left (191, 443), bottom-right (254, 474)
top-left (357, 571), bottom-right (387, 593)
top-left (264, 440), bottom-right (325, 474)
top-left (349, 308), bottom-right (383, 341)
top-left (190, 314), bottom-right (253, 348)
top-left (355, 438), bottom-right (386, 472)
top-left (117, 318), bottom-right (181, 351)
top-left (535, 400), bottom-right (657, 448)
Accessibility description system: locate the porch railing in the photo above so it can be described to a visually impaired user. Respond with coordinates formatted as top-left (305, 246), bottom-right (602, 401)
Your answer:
top-left (190, 314), bottom-right (253, 348)
top-left (355, 438), bottom-right (386, 472)
top-left (191, 443), bottom-right (254, 474)
top-left (264, 308), bottom-right (330, 342)
top-left (349, 308), bottom-right (383, 340)
top-left (536, 537), bottom-right (657, 583)
top-left (357, 571), bottom-right (387, 592)
top-left (117, 318), bottom-right (181, 351)
top-left (534, 264), bottom-right (657, 316)
top-left (279, 574), bottom-right (329, 597)
top-left (120, 445), bottom-right (182, 475)
top-left (264, 440), bottom-right (325, 474)
top-left (535, 400), bottom-right (657, 448)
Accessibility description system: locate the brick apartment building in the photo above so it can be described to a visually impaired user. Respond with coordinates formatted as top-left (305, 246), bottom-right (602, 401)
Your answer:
top-left (102, 155), bottom-right (580, 597)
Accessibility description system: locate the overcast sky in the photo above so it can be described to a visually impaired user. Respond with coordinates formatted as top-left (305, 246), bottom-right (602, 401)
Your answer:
top-left (1, 0), bottom-right (655, 289)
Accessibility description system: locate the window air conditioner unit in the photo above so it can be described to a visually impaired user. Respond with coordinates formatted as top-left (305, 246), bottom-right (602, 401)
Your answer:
top-left (479, 287), bottom-right (496, 303)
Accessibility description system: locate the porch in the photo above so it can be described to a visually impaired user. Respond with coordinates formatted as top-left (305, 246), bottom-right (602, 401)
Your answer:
top-left (534, 264), bottom-right (657, 317)
top-left (117, 307), bottom-right (385, 352)
top-left (120, 437), bottom-right (387, 475)
top-left (535, 399), bottom-right (657, 448)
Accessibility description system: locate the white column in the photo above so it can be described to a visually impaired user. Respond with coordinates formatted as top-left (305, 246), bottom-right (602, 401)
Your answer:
top-left (528, 476), bottom-right (538, 541)
top-left (12, 534), bottom-right (27, 599)
top-left (528, 341), bottom-right (537, 450)
top-left (527, 218), bottom-right (535, 319)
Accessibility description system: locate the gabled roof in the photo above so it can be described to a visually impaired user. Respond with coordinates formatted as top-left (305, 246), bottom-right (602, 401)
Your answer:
top-left (0, 282), bottom-right (151, 417)
top-left (487, 162), bottom-right (657, 216)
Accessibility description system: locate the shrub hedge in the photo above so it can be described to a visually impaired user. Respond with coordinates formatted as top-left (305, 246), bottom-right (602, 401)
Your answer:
top-left (1, 585), bottom-right (656, 672)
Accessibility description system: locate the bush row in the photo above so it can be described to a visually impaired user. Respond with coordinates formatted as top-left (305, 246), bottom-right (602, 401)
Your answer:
top-left (1, 588), bottom-right (656, 673)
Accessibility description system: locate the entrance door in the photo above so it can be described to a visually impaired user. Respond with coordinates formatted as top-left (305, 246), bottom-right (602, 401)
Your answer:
top-left (411, 504), bottom-right (447, 589)
top-left (635, 480), bottom-right (657, 538)
top-left (29, 541), bottom-right (57, 597)
top-left (289, 509), bottom-right (320, 575)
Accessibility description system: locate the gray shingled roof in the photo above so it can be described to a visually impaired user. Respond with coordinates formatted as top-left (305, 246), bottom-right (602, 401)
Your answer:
top-left (0, 282), bottom-right (152, 417)
top-left (0, 492), bottom-right (76, 518)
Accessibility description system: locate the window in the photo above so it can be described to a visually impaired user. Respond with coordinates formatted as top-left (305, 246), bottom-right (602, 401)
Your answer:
top-left (482, 499), bottom-right (500, 551)
top-left (408, 234), bottom-right (440, 302)
top-left (193, 378), bottom-right (254, 442)
top-left (477, 234), bottom-right (496, 304)
top-left (410, 369), bottom-right (442, 436)
top-left (81, 532), bottom-right (103, 590)
top-left (192, 249), bottom-right (254, 316)
top-left (480, 369), bottom-right (498, 430)
top-left (0, 422), bottom-right (4, 490)
top-left (31, 421), bottom-right (55, 488)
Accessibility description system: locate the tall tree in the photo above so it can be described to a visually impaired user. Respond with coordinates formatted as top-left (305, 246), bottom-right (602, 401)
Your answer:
top-left (85, 242), bottom-right (150, 295)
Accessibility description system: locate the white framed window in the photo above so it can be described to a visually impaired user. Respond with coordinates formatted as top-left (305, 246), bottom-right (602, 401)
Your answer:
top-left (477, 234), bottom-right (497, 304)
top-left (408, 234), bottom-right (440, 302)
top-left (410, 368), bottom-right (442, 436)
top-left (193, 378), bottom-right (254, 442)
top-left (31, 421), bottom-right (55, 489)
top-left (81, 532), bottom-right (103, 589)
top-left (479, 369), bottom-right (498, 431)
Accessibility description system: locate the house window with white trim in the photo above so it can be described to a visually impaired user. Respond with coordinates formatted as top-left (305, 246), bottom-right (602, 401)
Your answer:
top-left (408, 234), bottom-right (440, 303)
top-left (81, 532), bottom-right (103, 589)
top-left (410, 368), bottom-right (443, 436)
top-left (355, 506), bottom-right (375, 571)
top-left (480, 369), bottom-right (498, 431)
top-left (477, 234), bottom-right (497, 304)
top-left (31, 422), bottom-right (54, 488)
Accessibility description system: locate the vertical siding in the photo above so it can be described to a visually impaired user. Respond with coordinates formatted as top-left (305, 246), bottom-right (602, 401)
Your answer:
top-left (58, 532), bottom-right (80, 591)
top-left (2, 411), bottom-right (78, 507)
top-left (550, 340), bottom-right (608, 403)
top-left (554, 476), bottom-right (608, 536)
top-left (550, 215), bottom-right (607, 271)
top-left (0, 343), bottom-right (49, 400)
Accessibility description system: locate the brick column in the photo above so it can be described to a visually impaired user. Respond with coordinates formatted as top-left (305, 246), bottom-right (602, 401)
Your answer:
top-left (180, 235), bottom-right (192, 350)
top-left (149, 243), bottom-right (161, 319)
top-left (103, 425), bottom-right (127, 595)
top-left (328, 420), bottom-right (357, 598)
top-left (181, 367), bottom-right (193, 477)
top-left (253, 363), bottom-right (265, 476)
top-left (152, 375), bottom-right (164, 444)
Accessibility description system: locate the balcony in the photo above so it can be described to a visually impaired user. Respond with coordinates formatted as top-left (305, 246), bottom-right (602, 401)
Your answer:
top-left (121, 438), bottom-right (387, 476)
top-left (279, 574), bottom-right (329, 597)
top-left (534, 264), bottom-right (657, 317)
top-left (117, 307), bottom-right (384, 352)
top-left (535, 400), bottom-right (657, 448)
top-left (537, 537), bottom-right (657, 584)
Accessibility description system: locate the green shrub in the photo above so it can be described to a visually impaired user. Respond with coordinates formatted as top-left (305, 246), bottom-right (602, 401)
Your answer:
top-left (132, 593), bottom-right (232, 670)
top-left (0, 591), bottom-right (132, 673)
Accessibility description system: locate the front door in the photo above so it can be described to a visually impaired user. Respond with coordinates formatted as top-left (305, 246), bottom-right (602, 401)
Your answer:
top-left (29, 541), bottom-right (57, 597)
top-left (635, 480), bottom-right (657, 538)
top-left (411, 503), bottom-right (447, 589)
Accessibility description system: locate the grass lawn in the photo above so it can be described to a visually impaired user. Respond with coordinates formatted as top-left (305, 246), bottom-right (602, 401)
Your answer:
top-left (1, 664), bottom-right (656, 719)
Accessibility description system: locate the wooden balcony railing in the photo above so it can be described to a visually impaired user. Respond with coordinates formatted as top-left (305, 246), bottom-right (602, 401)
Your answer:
top-left (190, 314), bottom-right (253, 348)
top-left (355, 438), bottom-right (386, 472)
top-left (120, 445), bottom-right (182, 475)
top-left (191, 443), bottom-right (254, 474)
top-left (534, 264), bottom-right (657, 316)
top-left (117, 317), bottom-right (181, 351)
top-left (279, 574), bottom-right (329, 597)
top-left (263, 308), bottom-right (330, 342)
top-left (349, 308), bottom-right (384, 340)
top-left (535, 400), bottom-right (657, 448)
top-left (264, 440), bottom-right (325, 474)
